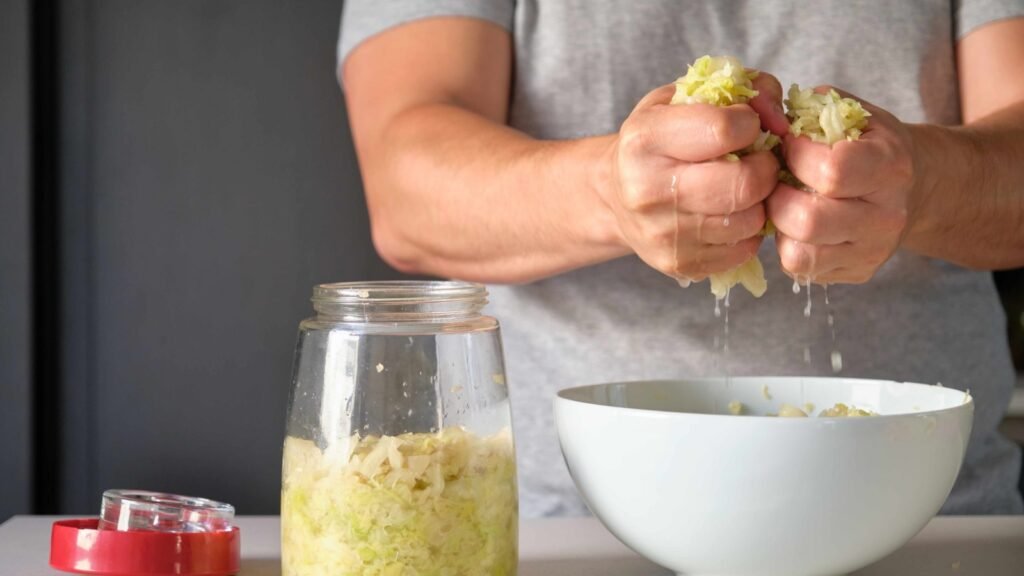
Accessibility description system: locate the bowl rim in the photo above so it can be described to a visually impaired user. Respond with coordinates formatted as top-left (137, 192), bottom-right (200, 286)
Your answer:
top-left (555, 377), bottom-right (974, 423)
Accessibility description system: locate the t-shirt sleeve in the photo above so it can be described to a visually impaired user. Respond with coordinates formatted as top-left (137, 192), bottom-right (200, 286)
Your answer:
top-left (955, 0), bottom-right (1024, 39)
top-left (337, 0), bottom-right (515, 67)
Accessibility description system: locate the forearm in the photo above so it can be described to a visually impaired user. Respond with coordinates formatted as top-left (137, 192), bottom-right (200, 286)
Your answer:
top-left (357, 103), bottom-right (627, 284)
top-left (904, 102), bottom-right (1024, 269)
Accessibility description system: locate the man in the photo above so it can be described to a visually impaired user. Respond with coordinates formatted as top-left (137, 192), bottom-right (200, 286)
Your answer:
top-left (338, 0), bottom-right (1024, 516)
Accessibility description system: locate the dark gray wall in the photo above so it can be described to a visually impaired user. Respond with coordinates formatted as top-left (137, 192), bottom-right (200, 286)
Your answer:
top-left (55, 0), bottom-right (396, 514)
top-left (0, 0), bottom-right (32, 522)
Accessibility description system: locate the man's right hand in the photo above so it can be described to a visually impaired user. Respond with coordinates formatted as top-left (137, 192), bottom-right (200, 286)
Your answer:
top-left (601, 83), bottom-right (781, 282)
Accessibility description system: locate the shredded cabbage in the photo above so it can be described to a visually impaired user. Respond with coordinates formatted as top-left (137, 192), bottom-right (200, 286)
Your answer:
top-left (709, 255), bottom-right (767, 299)
top-left (671, 55), bottom-right (759, 107)
top-left (785, 85), bottom-right (871, 145)
top-left (671, 55), bottom-right (778, 299)
top-left (281, 427), bottom-right (518, 576)
top-left (777, 403), bottom-right (809, 418)
top-left (818, 403), bottom-right (875, 418)
top-left (729, 401), bottom-right (876, 418)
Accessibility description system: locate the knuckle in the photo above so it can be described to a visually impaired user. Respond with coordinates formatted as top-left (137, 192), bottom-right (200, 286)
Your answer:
top-left (619, 122), bottom-right (651, 157)
top-left (892, 148), bottom-right (915, 185)
top-left (707, 112), bottom-right (735, 150)
top-left (619, 182), bottom-right (656, 213)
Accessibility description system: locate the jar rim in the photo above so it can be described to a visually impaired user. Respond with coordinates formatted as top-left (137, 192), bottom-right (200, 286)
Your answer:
top-left (311, 281), bottom-right (489, 323)
top-left (312, 280), bottom-right (486, 304)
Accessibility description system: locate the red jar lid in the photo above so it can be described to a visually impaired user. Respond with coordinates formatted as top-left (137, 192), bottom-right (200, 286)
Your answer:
top-left (50, 518), bottom-right (240, 576)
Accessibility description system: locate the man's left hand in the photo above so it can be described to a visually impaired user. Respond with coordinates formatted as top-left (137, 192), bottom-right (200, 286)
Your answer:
top-left (767, 88), bottom-right (916, 284)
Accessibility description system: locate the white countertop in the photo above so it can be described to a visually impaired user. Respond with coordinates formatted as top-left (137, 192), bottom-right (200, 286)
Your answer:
top-left (2, 515), bottom-right (1022, 575)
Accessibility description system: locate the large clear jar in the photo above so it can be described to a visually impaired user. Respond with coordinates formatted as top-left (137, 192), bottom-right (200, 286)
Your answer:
top-left (281, 281), bottom-right (518, 576)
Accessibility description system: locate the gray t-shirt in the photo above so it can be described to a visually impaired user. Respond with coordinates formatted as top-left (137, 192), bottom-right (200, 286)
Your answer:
top-left (340, 0), bottom-right (1024, 517)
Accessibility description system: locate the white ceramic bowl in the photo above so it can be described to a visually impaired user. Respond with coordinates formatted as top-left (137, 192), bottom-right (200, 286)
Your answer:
top-left (555, 377), bottom-right (973, 576)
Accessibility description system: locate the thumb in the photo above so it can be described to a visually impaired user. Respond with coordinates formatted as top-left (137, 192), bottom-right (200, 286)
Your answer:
top-left (749, 71), bottom-right (789, 136)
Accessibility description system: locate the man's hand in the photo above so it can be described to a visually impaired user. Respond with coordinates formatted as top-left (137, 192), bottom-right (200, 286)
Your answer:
top-left (602, 81), bottom-right (780, 282)
top-left (767, 89), bottom-right (915, 284)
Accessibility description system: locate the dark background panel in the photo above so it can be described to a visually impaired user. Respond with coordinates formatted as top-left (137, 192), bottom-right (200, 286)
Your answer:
top-left (0, 0), bottom-right (33, 522)
top-left (56, 0), bottom-right (395, 514)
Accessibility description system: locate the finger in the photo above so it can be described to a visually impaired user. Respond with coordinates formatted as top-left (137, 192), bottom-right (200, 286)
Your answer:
top-left (681, 203), bottom-right (766, 246)
top-left (776, 233), bottom-right (877, 278)
top-left (813, 267), bottom-right (877, 285)
top-left (783, 134), bottom-right (891, 199)
top-left (680, 235), bottom-right (764, 278)
top-left (634, 103), bottom-right (762, 162)
top-left (766, 183), bottom-right (882, 244)
top-left (633, 84), bottom-right (678, 111)
top-left (749, 72), bottom-right (790, 136)
top-left (676, 150), bottom-right (778, 214)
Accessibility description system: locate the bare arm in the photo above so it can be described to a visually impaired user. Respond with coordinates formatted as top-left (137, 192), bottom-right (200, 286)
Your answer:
top-left (768, 18), bottom-right (1024, 284)
top-left (903, 18), bottom-right (1024, 269)
top-left (343, 18), bottom-right (775, 284)
top-left (342, 18), bottom-right (623, 283)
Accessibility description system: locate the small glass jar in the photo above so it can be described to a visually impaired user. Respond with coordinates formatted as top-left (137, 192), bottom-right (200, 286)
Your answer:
top-left (281, 281), bottom-right (518, 576)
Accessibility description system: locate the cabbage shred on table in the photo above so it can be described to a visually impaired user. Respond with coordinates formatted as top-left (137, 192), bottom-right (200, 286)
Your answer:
top-left (281, 427), bottom-right (518, 576)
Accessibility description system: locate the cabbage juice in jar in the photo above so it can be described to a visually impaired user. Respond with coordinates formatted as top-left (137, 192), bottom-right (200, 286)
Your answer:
top-left (281, 282), bottom-right (518, 576)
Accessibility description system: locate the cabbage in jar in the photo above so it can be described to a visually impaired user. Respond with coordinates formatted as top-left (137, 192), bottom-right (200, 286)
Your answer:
top-left (281, 427), bottom-right (518, 576)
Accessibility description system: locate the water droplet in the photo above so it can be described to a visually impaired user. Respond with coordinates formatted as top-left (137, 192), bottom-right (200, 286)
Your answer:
top-left (714, 298), bottom-right (721, 318)
top-left (677, 278), bottom-right (692, 288)
top-left (824, 285), bottom-right (830, 306)
top-left (723, 216), bottom-right (731, 227)
top-left (792, 278), bottom-right (801, 294)
top-left (803, 347), bottom-right (811, 364)
top-left (827, 312), bottom-right (834, 327)
top-left (407, 409), bottom-right (414, 417)
top-left (724, 287), bottom-right (731, 308)
top-left (831, 350), bottom-right (843, 373)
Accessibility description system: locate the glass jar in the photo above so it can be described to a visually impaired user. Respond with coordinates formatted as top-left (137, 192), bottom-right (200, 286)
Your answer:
top-left (281, 281), bottom-right (518, 576)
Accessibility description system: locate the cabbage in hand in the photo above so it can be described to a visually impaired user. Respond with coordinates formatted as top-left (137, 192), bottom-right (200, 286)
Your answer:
top-left (671, 55), bottom-right (776, 299)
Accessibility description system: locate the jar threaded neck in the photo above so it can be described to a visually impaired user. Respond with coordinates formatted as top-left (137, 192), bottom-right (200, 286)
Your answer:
top-left (312, 281), bottom-right (487, 322)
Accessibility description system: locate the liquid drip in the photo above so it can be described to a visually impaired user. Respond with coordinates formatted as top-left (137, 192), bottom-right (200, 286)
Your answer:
top-left (723, 288), bottom-right (731, 377)
top-left (723, 216), bottom-right (730, 227)
top-left (670, 175), bottom-right (680, 279)
top-left (831, 350), bottom-right (844, 372)
top-left (714, 298), bottom-right (721, 318)
top-left (803, 346), bottom-right (811, 364)
top-left (792, 278), bottom-right (801, 294)
top-left (804, 278), bottom-right (812, 318)
top-left (825, 285), bottom-right (843, 373)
